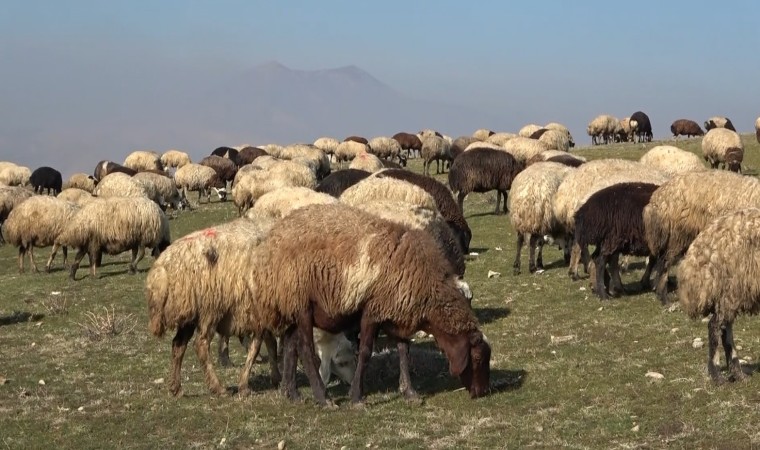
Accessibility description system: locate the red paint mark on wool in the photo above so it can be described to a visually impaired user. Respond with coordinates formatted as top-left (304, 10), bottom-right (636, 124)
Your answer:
top-left (202, 228), bottom-right (218, 238)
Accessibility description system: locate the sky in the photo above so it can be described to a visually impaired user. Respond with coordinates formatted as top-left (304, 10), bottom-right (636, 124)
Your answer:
top-left (2, 1), bottom-right (759, 177)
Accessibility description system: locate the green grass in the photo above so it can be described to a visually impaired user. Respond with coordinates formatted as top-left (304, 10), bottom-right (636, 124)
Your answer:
top-left (2, 135), bottom-right (760, 449)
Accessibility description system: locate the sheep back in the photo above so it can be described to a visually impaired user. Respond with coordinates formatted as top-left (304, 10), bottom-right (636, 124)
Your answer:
top-left (639, 145), bottom-right (706, 176)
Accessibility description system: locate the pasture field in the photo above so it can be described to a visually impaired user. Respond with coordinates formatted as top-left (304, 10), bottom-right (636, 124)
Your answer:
top-left (2, 135), bottom-right (760, 449)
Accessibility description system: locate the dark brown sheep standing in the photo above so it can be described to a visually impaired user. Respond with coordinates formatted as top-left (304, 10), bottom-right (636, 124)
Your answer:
top-left (375, 168), bottom-right (473, 253)
top-left (343, 135), bottom-right (369, 144)
top-left (236, 146), bottom-right (268, 166)
top-left (93, 160), bottom-right (137, 181)
top-left (670, 119), bottom-right (704, 139)
top-left (200, 155), bottom-right (238, 190)
top-left (574, 182), bottom-right (659, 300)
top-left (448, 148), bottom-right (524, 215)
top-left (392, 132), bottom-right (423, 159)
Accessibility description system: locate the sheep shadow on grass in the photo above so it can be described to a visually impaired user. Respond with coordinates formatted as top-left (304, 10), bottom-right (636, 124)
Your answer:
top-left (0, 311), bottom-right (45, 327)
top-left (474, 306), bottom-right (510, 325)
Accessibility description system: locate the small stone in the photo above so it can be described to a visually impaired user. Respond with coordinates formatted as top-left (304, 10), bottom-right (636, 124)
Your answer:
top-left (0, 377), bottom-right (8, 385)
top-left (736, 345), bottom-right (743, 351)
top-left (631, 424), bottom-right (640, 432)
top-left (278, 440), bottom-right (286, 450)
top-left (670, 328), bottom-right (679, 334)
top-left (692, 338), bottom-right (704, 349)
top-left (645, 371), bottom-right (664, 380)
top-left (487, 270), bottom-right (501, 279)
top-left (219, 437), bottom-right (226, 447)
top-left (31, 342), bottom-right (36, 347)
top-left (579, 287), bottom-right (587, 291)
top-left (153, 378), bottom-right (164, 384)
top-left (597, 306), bottom-right (603, 311)
top-left (469, 252), bottom-right (479, 256)
top-left (494, 247), bottom-right (503, 251)
top-left (340, 446), bottom-right (348, 450)
top-left (78, 406), bottom-right (84, 412)
top-left (51, 291), bottom-right (61, 296)
top-left (38, 379), bottom-right (45, 385)
top-left (701, 317), bottom-right (710, 323)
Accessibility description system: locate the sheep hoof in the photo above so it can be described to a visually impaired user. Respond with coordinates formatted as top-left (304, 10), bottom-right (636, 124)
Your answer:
top-left (730, 368), bottom-right (748, 382)
top-left (45, 265), bottom-right (52, 274)
top-left (169, 385), bottom-right (183, 397)
top-left (349, 400), bottom-right (367, 410)
top-left (513, 268), bottom-right (521, 276)
top-left (237, 385), bottom-right (251, 397)
top-left (322, 399), bottom-right (338, 410)
top-left (218, 356), bottom-right (233, 368)
top-left (270, 374), bottom-right (282, 388)
top-left (281, 387), bottom-right (301, 403)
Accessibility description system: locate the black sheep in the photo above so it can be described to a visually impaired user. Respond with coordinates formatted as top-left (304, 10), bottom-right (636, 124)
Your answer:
top-left (574, 182), bottom-right (659, 300)
top-left (30, 166), bottom-right (62, 195)
top-left (630, 111), bottom-right (653, 143)
top-left (448, 148), bottom-right (524, 215)
top-left (314, 169), bottom-right (371, 197)
top-left (211, 146), bottom-right (239, 163)
top-left (376, 168), bottom-right (473, 253)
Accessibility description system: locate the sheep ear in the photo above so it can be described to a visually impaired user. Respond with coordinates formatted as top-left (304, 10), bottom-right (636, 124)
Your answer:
top-left (438, 333), bottom-right (470, 377)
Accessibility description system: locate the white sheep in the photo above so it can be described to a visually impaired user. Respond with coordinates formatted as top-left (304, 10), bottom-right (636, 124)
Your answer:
top-left (485, 132), bottom-right (518, 146)
top-left (123, 150), bottom-right (164, 172)
top-left (544, 122), bottom-right (574, 147)
top-left (503, 137), bottom-right (550, 164)
top-left (313, 137), bottom-right (340, 162)
top-left (537, 129), bottom-right (571, 152)
top-left (174, 163), bottom-right (226, 205)
top-left (57, 188), bottom-right (95, 205)
top-left (0, 164), bottom-right (31, 186)
top-left (472, 129), bottom-right (494, 141)
top-left (93, 172), bottom-right (153, 201)
top-left (160, 150), bottom-right (192, 169)
top-left (586, 114), bottom-right (618, 145)
top-left (246, 186), bottom-right (338, 220)
top-left (518, 124), bottom-right (542, 138)
top-left (367, 136), bottom-right (404, 165)
top-left (232, 160), bottom-right (317, 215)
top-left (639, 145), bottom-right (706, 176)
top-left (702, 128), bottom-right (744, 172)
top-left (64, 173), bottom-right (97, 193)
top-left (133, 171), bottom-right (186, 210)
top-left (334, 141), bottom-right (369, 168)
top-left (349, 152), bottom-right (385, 173)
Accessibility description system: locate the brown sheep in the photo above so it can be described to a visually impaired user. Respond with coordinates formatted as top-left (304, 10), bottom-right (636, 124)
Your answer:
top-left (343, 135), bottom-right (368, 145)
top-left (670, 119), bottom-right (704, 139)
top-left (448, 148), bottom-right (524, 215)
top-left (236, 146), bottom-right (268, 166)
top-left (392, 132), bottom-right (423, 159)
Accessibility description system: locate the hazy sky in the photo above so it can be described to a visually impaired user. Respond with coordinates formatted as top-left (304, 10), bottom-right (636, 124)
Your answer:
top-left (2, 1), bottom-right (759, 176)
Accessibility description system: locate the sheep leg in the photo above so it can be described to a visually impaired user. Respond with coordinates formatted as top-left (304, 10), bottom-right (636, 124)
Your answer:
top-left (237, 333), bottom-right (264, 396)
top-left (295, 311), bottom-right (331, 407)
top-left (194, 322), bottom-right (226, 395)
top-left (69, 248), bottom-right (87, 280)
top-left (593, 250), bottom-right (609, 300)
top-left (707, 315), bottom-right (726, 384)
top-left (263, 331), bottom-right (281, 387)
top-left (568, 242), bottom-right (582, 280)
top-left (168, 323), bottom-right (195, 396)
top-left (280, 326), bottom-right (301, 402)
top-left (722, 323), bottom-right (747, 382)
top-left (653, 257), bottom-right (671, 305)
top-left (528, 234), bottom-right (542, 273)
top-left (435, 159), bottom-right (440, 175)
top-left (28, 246), bottom-right (39, 273)
top-left (349, 317), bottom-right (380, 405)
top-left (457, 192), bottom-right (466, 215)
top-left (397, 339), bottom-right (420, 401)
top-left (218, 335), bottom-right (233, 367)
top-left (639, 256), bottom-right (656, 291)
top-left (512, 233), bottom-right (525, 275)
top-left (130, 246), bottom-right (146, 274)
top-left (17, 246), bottom-right (26, 273)
top-left (607, 252), bottom-right (625, 297)
top-left (535, 236), bottom-right (545, 271)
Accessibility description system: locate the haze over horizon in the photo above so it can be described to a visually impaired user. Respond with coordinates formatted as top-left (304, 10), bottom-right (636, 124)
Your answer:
top-left (2, 1), bottom-right (759, 177)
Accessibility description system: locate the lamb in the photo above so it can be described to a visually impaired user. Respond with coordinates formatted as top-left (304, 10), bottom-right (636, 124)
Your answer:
top-left (261, 204), bottom-right (491, 405)
top-left (643, 170), bottom-right (760, 304)
top-left (313, 137), bottom-right (340, 162)
top-left (64, 173), bottom-right (97, 193)
top-left (57, 196), bottom-right (171, 280)
top-left (334, 140), bottom-right (369, 167)
top-left (639, 145), bottom-right (706, 176)
top-left (702, 128), bottom-right (744, 172)
top-left (587, 114), bottom-right (618, 145)
top-left (544, 122), bottom-right (575, 148)
top-left (670, 119), bottom-right (704, 139)
top-left (30, 166), bottom-right (63, 195)
top-left (502, 137), bottom-right (550, 164)
top-left (421, 135), bottom-right (452, 176)
top-left (574, 182), bottom-right (660, 300)
top-left (210, 146), bottom-right (239, 163)
top-left (756, 117), bottom-right (760, 144)
top-left (518, 124), bottom-right (542, 138)
top-left (247, 187), bottom-right (338, 220)
top-left (57, 188), bottom-right (94, 205)
top-left (200, 155), bottom-right (238, 188)
top-left (0, 186), bottom-right (34, 243)
top-left (526, 150), bottom-right (586, 168)
top-left (160, 150), bottom-right (192, 169)
top-left (509, 162), bottom-right (574, 275)
top-left (132, 171), bottom-right (186, 210)
top-left (392, 132), bottom-right (423, 159)
top-left (174, 163), bottom-right (226, 205)
top-left (2, 196), bottom-right (79, 273)
top-left (236, 147), bottom-right (268, 166)
top-left (314, 169), bottom-right (371, 197)
top-left (630, 111), bottom-right (653, 143)
top-left (0, 164), bottom-right (31, 186)
top-left (348, 152), bottom-right (385, 173)
top-left (472, 129), bottom-right (494, 141)
top-left (123, 151), bottom-right (164, 173)
top-left (93, 160), bottom-right (137, 181)
top-left (232, 161), bottom-right (317, 215)
top-left (367, 137), bottom-right (406, 166)
top-left (485, 132), bottom-right (518, 146)
top-left (677, 208), bottom-right (760, 383)
top-left (704, 116), bottom-right (736, 132)
top-left (374, 168), bottom-right (473, 253)
top-left (448, 148), bottom-right (524, 215)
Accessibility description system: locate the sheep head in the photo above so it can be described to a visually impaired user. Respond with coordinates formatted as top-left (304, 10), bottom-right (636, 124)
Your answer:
top-left (435, 329), bottom-right (491, 398)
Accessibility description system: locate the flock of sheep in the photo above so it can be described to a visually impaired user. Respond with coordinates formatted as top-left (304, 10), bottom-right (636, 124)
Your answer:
top-left (2, 114), bottom-right (760, 405)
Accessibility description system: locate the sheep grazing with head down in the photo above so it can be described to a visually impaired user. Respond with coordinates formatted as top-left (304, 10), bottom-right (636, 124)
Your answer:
top-left (343, 135), bottom-right (368, 145)
top-left (277, 144), bottom-right (331, 181)
top-left (702, 128), bottom-right (744, 172)
top-left (232, 160), bottom-right (317, 215)
top-left (526, 150), bottom-right (586, 168)
top-left (544, 122), bottom-right (575, 148)
top-left (123, 151), bottom-right (164, 173)
top-left (260, 203), bottom-right (491, 405)
top-left (670, 119), bottom-right (704, 139)
top-left (211, 146), bottom-right (239, 163)
top-left (392, 132), bottom-right (423, 159)
top-left (93, 160), bottom-right (137, 181)
top-left (57, 188), bottom-right (94, 205)
top-left (334, 140), bottom-right (369, 168)
top-left (374, 168), bottom-right (473, 253)
top-left (587, 114), bottom-right (618, 145)
top-left (574, 182), bottom-right (660, 300)
top-left (509, 162), bottom-right (574, 275)
top-left (132, 171), bottom-right (186, 211)
top-left (93, 173), bottom-right (151, 199)
top-left (678, 208), bottom-right (760, 383)
top-left (630, 111), bottom-right (653, 143)
top-left (472, 129), bottom-right (494, 141)
top-left (314, 169), bottom-right (371, 197)
top-left (313, 137), bottom-right (340, 162)
top-left (0, 186), bottom-right (34, 244)
top-left (449, 136), bottom-right (479, 162)
top-left (30, 166), bottom-right (63, 195)
top-left (639, 145), bottom-right (705, 176)
top-left (57, 196), bottom-right (171, 280)
top-left (518, 124), bottom-right (542, 138)
top-left (449, 148), bottom-right (524, 215)
top-left (200, 155), bottom-right (238, 190)
top-left (247, 187), bottom-right (338, 221)
top-left (535, 129), bottom-right (571, 152)
top-left (367, 136), bottom-right (406, 166)
top-left (348, 152), bottom-right (385, 173)
top-left (704, 116), bottom-right (736, 132)
top-left (644, 170), bottom-right (760, 304)
top-left (160, 150), bottom-right (192, 170)
top-left (174, 163), bottom-right (226, 205)
top-left (64, 173), bottom-right (97, 193)
top-left (503, 137), bottom-right (551, 164)
top-left (616, 117), bottom-right (634, 142)
top-left (420, 135), bottom-right (452, 176)
top-left (0, 163), bottom-right (31, 186)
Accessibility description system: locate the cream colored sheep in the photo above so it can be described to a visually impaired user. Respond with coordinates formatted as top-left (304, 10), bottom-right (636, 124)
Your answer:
top-left (587, 114), bottom-right (618, 145)
top-left (259, 144), bottom-right (284, 158)
top-left (526, 150), bottom-right (586, 167)
top-left (367, 136), bottom-right (404, 164)
top-left (349, 152), bottom-right (385, 173)
top-left (702, 128), bottom-right (744, 172)
top-left (0, 164), bottom-right (31, 186)
top-left (518, 124), bottom-right (542, 138)
top-left (93, 172), bottom-right (153, 200)
top-left (57, 188), bottom-right (94, 205)
top-left (334, 140), bottom-right (369, 167)
top-left (64, 173), bottom-right (97, 193)
top-left (340, 176), bottom-right (438, 211)
top-left (464, 142), bottom-right (504, 152)
top-left (232, 160), bottom-right (317, 215)
top-left (123, 150), bottom-right (164, 172)
top-left (277, 144), bottom-right (330, 179)
top-left (160, 150), bottom-right (192, 169)
top-left (174, 163), bottom-right (225, 204)
top-left (133, 171), bottom-right (185, 210)
top-left (0, 186), bottom-right (35, 243)
top-left (503, 137), bottom-right (550, 163)
top-left (755, 117), bottom-right (760, 144)
top-left (537, 129), bottom-right (571, 152)
top-left (313, 137), bottom-right (340, 161)
top-left (472, 129), bottom-right (494, 141)
top-left (639, 145), bottom-right (706, 176)
top-left (485, 132), bottom-right (518, 146)
top-left (544, 122), bottom-right (574, 147)
top-left (246, 187), bottom-right (338, 220)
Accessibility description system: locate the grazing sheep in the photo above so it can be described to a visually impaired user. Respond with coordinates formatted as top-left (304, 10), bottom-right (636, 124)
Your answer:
top-left (313, 329), bottom-right (357, 385)
top-left (616, 117), bottom-right (634, 142)
top-left (450, 136), bottom-right (479, 162)
top-left (574, 182), bottom-right (660, 300)
top-left (334, 140), bottom-right (369, 167)
top-left (464, 142), bottom-right (504, 152)
top-left (64, 173), bottom-right (97, 193)
top-left (535, 129), bottom-right (571, 152)
top-left (448, 148), bottom-right (524, 215)
top-left (132, 171), bottom-right (185, 210)
top-left (340, 177), bottom-right (437, 211)
top-left (174, 163), bottom-right (226, 204)
top-left (232, 161), bottom-right (317, 215)
top-left (486, 132), bottom-right (518, 146)
top-left (93, 160), bottom-right (137, 181)
top-left (3, 196), bottom-right (79, 273)
top-left (314, 169), bottom-right (371, 197)
top-left (343, 135), bottom-right (369, 145)
top-left (0, 164), bottom-right (31, 186)
top-left (160, 150), bottom-right (192, 169)
top-left (472, 129), bottom-right (494, 141)
top-left (639, 145), bottom-right (706, 176)
top-left (375, 168), bottom-right (473, 253)
top-left (421, 135), bottom-right (452, 176)
top-left (526, 150), bottom-right (586, 168)
top-left (57, 188), bottom-right (94, 205)
top-left (756, 117), bottom-right (760, 144)
top-left (702, 128), bottom-right (744, 172)
top-left (670, 119), bottom-right (704, 139)
top-left (123, 151), bottom-right (164, 173)
top-left (503, 137), bottom-right (550, 164)
top-left (587, 114), bottom-right (618, 145)
top-left (0, 186), bottom-right (34, 243)
top-left (277, 144), bottom-right (331, 180)
top-left (57, 196), bottom-right (171, 280)
top-left (200, 155), bottom-right (238, 188)
top-left (518, 124), bottom-right (542, 138)
top-left (417, 129), bottom-right (443, 139)
top-left (509, 162), bottom-right (574, 275)
top-left (247, 187), bottom-right (338, 220)
top-left (313, 137), bottom-right (340, 161)
top-left (544, 122), bottom-right (575, 148)
top-left (259, 144), bottom-right (284, 158)
top-left (30, 166), bottom-right (63, 195)
top-left (630, 111), bottom-right (653, 143)
top-left (236, 147), bottom-right (268, 166)
top-left (368, 137), bottom-right (406, 166)
top-left (528, 128), bottom-right (549, 139)
top-left (263, 204), bottom-right (491, 405)
top-left (704, 116), bottom-right (736, 132)
top-left (678, 208), bottom-right (760, 383)
top-left (643, 170), bottom-right (760, 304)
top-left (211, 146), bottom-right (239, 163)
top-left (93, 173), bottom-right (152, 201)
top-left (349, 152), bottom-right (385, 173)
top-left (392, 132), bottom-right (423, 159)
